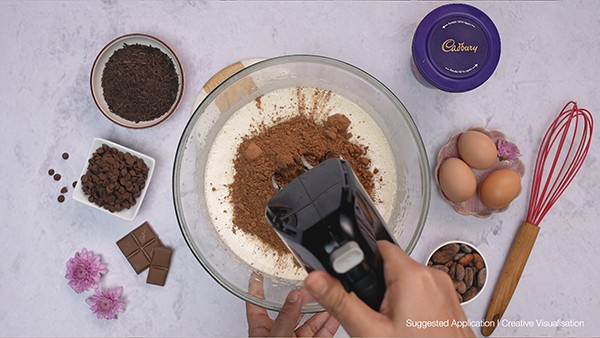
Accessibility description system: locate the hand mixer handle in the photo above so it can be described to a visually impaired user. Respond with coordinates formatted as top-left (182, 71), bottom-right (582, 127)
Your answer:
top-left (345, 248), bottom-right (387, 311)
top-left (482, 222), bottom-right (540, 336)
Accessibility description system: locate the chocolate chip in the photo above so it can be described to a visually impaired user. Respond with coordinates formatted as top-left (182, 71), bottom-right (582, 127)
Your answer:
top-left (48, 169), bottom-right (55, 176)
top-left (62, 152), bottom-right (69, 160)
top-left (72, 181), bottom-right (77, 188)
top-left (80, 144), bottom-right (149, 213)
top-left (61, 187), bottom-right (68, 194)
top-left (53, 173), bottom-right (61, 181)
top-left (57, 195), bottom-right (65, 203)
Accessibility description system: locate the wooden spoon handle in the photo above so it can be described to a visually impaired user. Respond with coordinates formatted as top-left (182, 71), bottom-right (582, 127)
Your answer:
top-left (482, 221), bottom-right (540, 336)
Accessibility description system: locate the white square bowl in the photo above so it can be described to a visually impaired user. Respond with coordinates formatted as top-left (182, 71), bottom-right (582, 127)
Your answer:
top-left (72, 138), bottom-right (155, 221)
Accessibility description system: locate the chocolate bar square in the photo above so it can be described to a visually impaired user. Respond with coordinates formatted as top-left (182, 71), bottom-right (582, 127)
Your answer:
top-left (147, 268), bottom-right (168, 286)
top-left (117, 234), bottom-right (139, 257)
top-left (146, 247), bottom-right (172, 286)
top-left (117, 222), bottom-right (163, 274)
top-left (128, 250), bottom-right (151, 274)
top-left (143, 238), bottom-right (162, 258)
top-left (132, 223), bottom-right (156, 246)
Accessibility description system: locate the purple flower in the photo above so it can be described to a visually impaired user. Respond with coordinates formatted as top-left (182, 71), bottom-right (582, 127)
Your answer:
top-left (497, 139), bottom-right (521, 161)
top-left (86, 287), bottom-right (126, 319)
top-left (65, 248), bottom-right (108, 293)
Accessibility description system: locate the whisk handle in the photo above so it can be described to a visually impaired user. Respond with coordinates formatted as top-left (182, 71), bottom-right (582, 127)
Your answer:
top-left (482, 221), bottom-right (540, 336)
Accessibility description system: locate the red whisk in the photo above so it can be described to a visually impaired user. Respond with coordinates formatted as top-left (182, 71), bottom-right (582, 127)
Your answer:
top-left (482, 102), bottom-right (593, 336)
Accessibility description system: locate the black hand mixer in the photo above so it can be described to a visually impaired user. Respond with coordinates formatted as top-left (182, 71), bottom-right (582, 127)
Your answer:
top-left (265, 157), bottom-right (394, 310)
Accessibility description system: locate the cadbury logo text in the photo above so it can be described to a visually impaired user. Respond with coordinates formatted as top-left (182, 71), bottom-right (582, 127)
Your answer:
top-left (442, 39), bottom-right (478, 53)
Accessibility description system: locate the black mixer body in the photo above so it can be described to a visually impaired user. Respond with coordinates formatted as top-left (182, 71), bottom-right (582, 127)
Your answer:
top-left (265, 158), bottom-right (395, 310)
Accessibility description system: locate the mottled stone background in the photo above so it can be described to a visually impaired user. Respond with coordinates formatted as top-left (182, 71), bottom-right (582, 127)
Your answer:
top-left (1, 1), bottom-right (598, 336)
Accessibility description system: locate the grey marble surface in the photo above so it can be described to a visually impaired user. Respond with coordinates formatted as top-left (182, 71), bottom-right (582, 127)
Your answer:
top-left (1, 1), bottom-right (599, 337)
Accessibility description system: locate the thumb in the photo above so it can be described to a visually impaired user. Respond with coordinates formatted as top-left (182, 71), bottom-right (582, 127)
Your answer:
top-left (304, 270), bottom-right (382, 336)
top-left (378, 240), bottom-right (421, 282)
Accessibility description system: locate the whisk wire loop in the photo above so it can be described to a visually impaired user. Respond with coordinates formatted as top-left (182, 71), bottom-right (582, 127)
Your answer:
top-left (526, 101), bottom-right (594, 225)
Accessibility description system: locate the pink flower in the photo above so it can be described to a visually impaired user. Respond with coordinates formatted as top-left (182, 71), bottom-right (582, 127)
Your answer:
top-left (65, 248), bottom-right (108, 293)
top-left (86, 287), bottom-right (126, 319)
top-left (497, 139), bottom-right (521, 161)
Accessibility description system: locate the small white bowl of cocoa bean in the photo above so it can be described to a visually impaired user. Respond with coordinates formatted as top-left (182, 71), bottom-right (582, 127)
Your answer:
top-left (426, 241), bottom-right (488, 305)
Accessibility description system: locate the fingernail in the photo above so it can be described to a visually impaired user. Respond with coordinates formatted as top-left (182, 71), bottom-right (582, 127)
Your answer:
top-left (306, 274), bottom-right (328, 297)
top-left (287, 290), bottom-right (300, 304)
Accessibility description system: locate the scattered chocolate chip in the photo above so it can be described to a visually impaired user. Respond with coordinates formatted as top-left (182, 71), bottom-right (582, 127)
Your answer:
top-left (53, 173), bottom-right (61, 181)
top-left (72, 181), bottom-right (77, 188)
top-left (62, 152), bottom-right (69, 160)
top-left (61, 187), bottom-right (68, 194)
top-left (57, 195), bottom-right (65, 203)
top-left (48, 169), bottom-right (55, 176)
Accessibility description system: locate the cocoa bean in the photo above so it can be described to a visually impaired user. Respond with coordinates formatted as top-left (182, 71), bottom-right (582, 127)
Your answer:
top-left (432, 264), bottom-right (449, 273)
top-left (463, 286), bottom-right (479, 302)
top-left (454, 280), bottom-right (467, 294)
top-left (458, 253), bottom-right (474, 266)
top-left (444, 260), bottom-right (453, 267)
top-left (460, 244), bottom-right (472, 253)
top-left (449, 262), bottom-right (457, 279)
top-left (432, 249), bottom-right (454, 264)
top-left (477, 268), bottom-right (487, 288)
top-left (432, 244), bottom-right (462, 264)
top-left (441, 243), bottom-right (460, 254)
top-left (453, 279), bottom-right (460, 289)
top-left (473, 253), bottom-right (485, 270)
top-left (456, 291), bottom-right (463, 303)
top-left (455, 263), bottom-right (465, 281)
top-left (464, 267), bottom-right (474, 289)
top-left (453, 252), bottom-right (465, 261)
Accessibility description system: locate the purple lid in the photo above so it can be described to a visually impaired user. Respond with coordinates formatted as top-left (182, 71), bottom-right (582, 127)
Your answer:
top-left (412, 3), bottom-right (501, 92)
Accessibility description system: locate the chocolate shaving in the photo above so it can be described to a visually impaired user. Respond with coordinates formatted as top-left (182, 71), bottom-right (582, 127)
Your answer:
top-left (101, 44), bottom-right (179, 123)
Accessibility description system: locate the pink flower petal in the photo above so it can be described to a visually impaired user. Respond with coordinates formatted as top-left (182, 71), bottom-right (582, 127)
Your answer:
top-left (497, 139), bottom-right (521, 161)
top-left (86, 287), bottom-right (126, 319)
top-left (65, 248), bottom-right (108, 293)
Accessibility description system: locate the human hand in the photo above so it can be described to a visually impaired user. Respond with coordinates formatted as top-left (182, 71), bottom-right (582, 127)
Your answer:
top-left (304, 240), bottom-right (475, 337)
top-left (246, 275), bottom-right (340, 337)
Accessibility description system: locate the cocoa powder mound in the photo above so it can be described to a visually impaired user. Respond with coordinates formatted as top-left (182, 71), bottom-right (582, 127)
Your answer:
top-left (229, 111), bottom-right (375, 257)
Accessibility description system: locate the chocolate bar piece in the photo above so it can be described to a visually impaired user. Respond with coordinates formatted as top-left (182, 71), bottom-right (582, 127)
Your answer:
top-left (117, 222), bottom-right (163, 274)
top-left (146, 247), bottom-right (172, 286)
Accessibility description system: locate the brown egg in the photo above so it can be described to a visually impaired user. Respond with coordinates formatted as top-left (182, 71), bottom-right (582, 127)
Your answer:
top-left (457, 131), bottom-right (498, 169)
top-left (479, 169), bottom-right (522, 209)
top-left (438, 158), bottom-right (477, 202)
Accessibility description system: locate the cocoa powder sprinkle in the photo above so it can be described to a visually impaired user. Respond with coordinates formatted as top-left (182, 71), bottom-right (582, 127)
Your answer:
top-left (229, 107), bottom-right (376, 257)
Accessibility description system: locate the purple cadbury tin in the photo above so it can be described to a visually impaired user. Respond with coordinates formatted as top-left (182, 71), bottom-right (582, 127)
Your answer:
top-left (412, 3), bottom-right (501, 92)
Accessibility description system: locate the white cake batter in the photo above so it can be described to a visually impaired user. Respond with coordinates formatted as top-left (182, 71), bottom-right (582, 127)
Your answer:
top-left (204, 87), bottom-right (397, 280)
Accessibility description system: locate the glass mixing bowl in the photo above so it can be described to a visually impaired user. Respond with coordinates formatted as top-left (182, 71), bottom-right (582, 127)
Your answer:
top-left (173, 55), bottom-right (430, 312)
